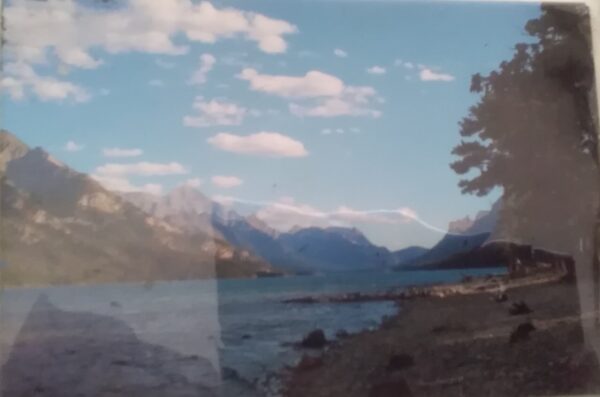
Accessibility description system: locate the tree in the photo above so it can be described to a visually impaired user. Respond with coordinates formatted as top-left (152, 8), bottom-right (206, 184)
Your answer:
top-left (451, 4), bottom-right (600, 319)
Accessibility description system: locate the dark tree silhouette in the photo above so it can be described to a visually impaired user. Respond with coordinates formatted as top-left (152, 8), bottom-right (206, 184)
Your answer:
top-left (451, 4), bottom-right (600, 319)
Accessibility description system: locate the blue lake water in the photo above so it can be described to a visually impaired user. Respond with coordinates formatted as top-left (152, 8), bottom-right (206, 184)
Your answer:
top-left (218, 268), bottom-right (505, 392)
top-left (0, 267), bottom-right (504, 395)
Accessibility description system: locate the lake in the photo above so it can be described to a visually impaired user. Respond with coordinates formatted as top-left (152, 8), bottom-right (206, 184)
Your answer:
top-left (0, 268), bottom-right (504, 396)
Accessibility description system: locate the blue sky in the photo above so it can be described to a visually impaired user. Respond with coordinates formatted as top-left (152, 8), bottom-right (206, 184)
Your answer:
top-left (2, 0), bottom-right (541, 249)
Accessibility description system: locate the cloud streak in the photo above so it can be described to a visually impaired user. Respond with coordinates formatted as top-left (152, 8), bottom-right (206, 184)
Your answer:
top-left (189, 54), bottom-right (216, 85)
top-left (333, 48), bottom-right (348, 58)
top-left (208, 132), bottom-right (308, 157)
top-left (102, 148), bottom-right (144, 158)
top-left (92, 174), bottom-right (163, 195)
top-left (367, 65), bottom-right (386, 75)
top-left (238, 68), bottom-right (381, 118)
top-left (95, 162), bottom-right (188, 177)
top-left (64, 140), bottom-right (84, 152)
top-left (183, 97), bottom-right (247, 127)
top-left (211, 175), bottom-right (243, 188)
top-left (419, 68), bottom-right (455, 82)
top-left (212, 195), bottom-right (435, 233)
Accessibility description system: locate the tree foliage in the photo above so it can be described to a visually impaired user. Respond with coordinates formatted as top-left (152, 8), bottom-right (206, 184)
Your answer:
top-left (451, 4), bottom-right (599, 251)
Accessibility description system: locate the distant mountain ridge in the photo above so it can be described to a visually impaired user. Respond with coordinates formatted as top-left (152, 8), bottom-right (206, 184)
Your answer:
top-left (399, 199), bottom-right (501, 268)
top-left (0, 130), bottom-right (508, 283)
top-left (122, 189), bottom-right (421, 272)
top-left (0, 130), bottom-right (271, 286)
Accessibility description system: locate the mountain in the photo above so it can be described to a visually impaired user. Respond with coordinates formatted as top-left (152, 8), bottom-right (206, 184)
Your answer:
top-left (124, 188), bottom-right (399, 272)
top-left (211, 207), bottom-right (312, 272)
top-left (399, 199), bottom-right (502, 268)
top-left (122, 186), bottom-right (213, 234)
top-left (277, 227), bottom-right (392, 271)
top-left (404, 232), bottom-right (491, 268)
top-left (124, 185), bottom-right (213, 219)
top-left (463, 200), bottom-right (501, 236)
top-left (448, 216), bottom-right (474, 234)
top-left (447, 201), bottom-right (501, 235)
top-left (391, 246), bottom-right (429, 265)
top-left (0, 131), bottom-right (271, 286)
top-left (0, 130), bottom-right (29, 171)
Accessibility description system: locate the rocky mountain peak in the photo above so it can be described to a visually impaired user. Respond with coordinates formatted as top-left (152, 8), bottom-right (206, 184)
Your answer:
top-left (0, 130), bottom-right (30, 172)
top-left (165, 184), bottom-right (212, 215)
top-left (448, 216), bottom-right (474, 234)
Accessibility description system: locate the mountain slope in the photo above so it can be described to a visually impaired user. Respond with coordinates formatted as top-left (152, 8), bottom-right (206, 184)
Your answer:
top-left (404, 232), bottom-right (491, 267)
top-left (211, 207), bottom-right (310, 272)
top-left (400, 199), bottom-right (501, 268)
top-left (0, 131), bottom-right (271, 285)
top-left (391, 246), bottom-right (428, 265)
top-left (122, 187), bottom-right (214, 234)
top-left (277, 227), bottom-right (392, 271)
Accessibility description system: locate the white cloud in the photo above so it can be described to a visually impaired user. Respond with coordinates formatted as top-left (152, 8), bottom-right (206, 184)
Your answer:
top-left (6, 0), bottom-right (296, 56)
top-left (149, 79), bottom-right (165, 87)
top-left (189, 53), bottom-right (216, 85)
top-left (184, 178), bottom-right (203, 188)
top-left (239, 68), bottom-right (381, 118)
top-left (322, 128), bottom-right (344, 135)
top-left (92, 174), bottom-right (163, 195)
top-left (212, 194), bottom-right (236, 206)
top-left (208, 132), bottom-right (308, 158)
top-left (366, 66), bottom-right (386, 75)
top-left (95, 162), bottom-right (188, 177)
top-left (254, 197), bottom-right (418, 231)
top-left (102, 147), bottom-right (143, 158)
top-left (2, 62), bottom-right (89, 102)
top-left (56, 47), bottom-right (103, 69)
top-left (64, 140), bottom-right (84, 152)
top-left (183, 97), bottom-right (247, 127)
top-left (211, 175), bottom-right (243, 188)
top-left (256, 197), bottom-right (329, 231)
top-left (419, 68), bottom-right (455, 82)
top-left (289, 95), bottom-right (381, 118)
top-left (333, 48), bottom-right (348, 58)
top-left (246, 14), bottom-right (297, 53)
top-left (155, 59), bottom-right (175, 69)
top-left (141, 184), bottom-right (164, 195)
top-left (3, 0), bottom-right (296, 101)
top-left (238, 68), bottom-right (344, 98)
top-left (394, 59), bottom-right (414, 69)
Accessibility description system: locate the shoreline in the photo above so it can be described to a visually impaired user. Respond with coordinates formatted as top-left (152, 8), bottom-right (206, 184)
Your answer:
top-left (282, 272), bottom-right (600, 397)
top-left (283, 270), bottom-right (561, 305)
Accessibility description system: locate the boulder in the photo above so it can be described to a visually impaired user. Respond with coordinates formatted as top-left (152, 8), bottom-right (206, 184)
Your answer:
top-left (509, 301), bottom-right (532, 315)
top-left (301, 329), bottom-right (327, 349)
top-left (509, 322), bottom-right (536, 344)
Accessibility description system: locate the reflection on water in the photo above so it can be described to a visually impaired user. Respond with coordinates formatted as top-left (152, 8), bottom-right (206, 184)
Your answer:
top-left (1, 294), bottom-right (219, 397)
top-left (0, 269), bottom-right (501, 396)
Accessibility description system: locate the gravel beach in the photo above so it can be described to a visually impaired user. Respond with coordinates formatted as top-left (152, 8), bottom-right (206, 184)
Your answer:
top-left (284, 277), bottom-right (600, 397)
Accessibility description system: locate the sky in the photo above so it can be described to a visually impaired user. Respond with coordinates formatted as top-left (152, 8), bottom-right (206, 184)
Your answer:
top-left (1, 0), bottom-right (542, 249)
